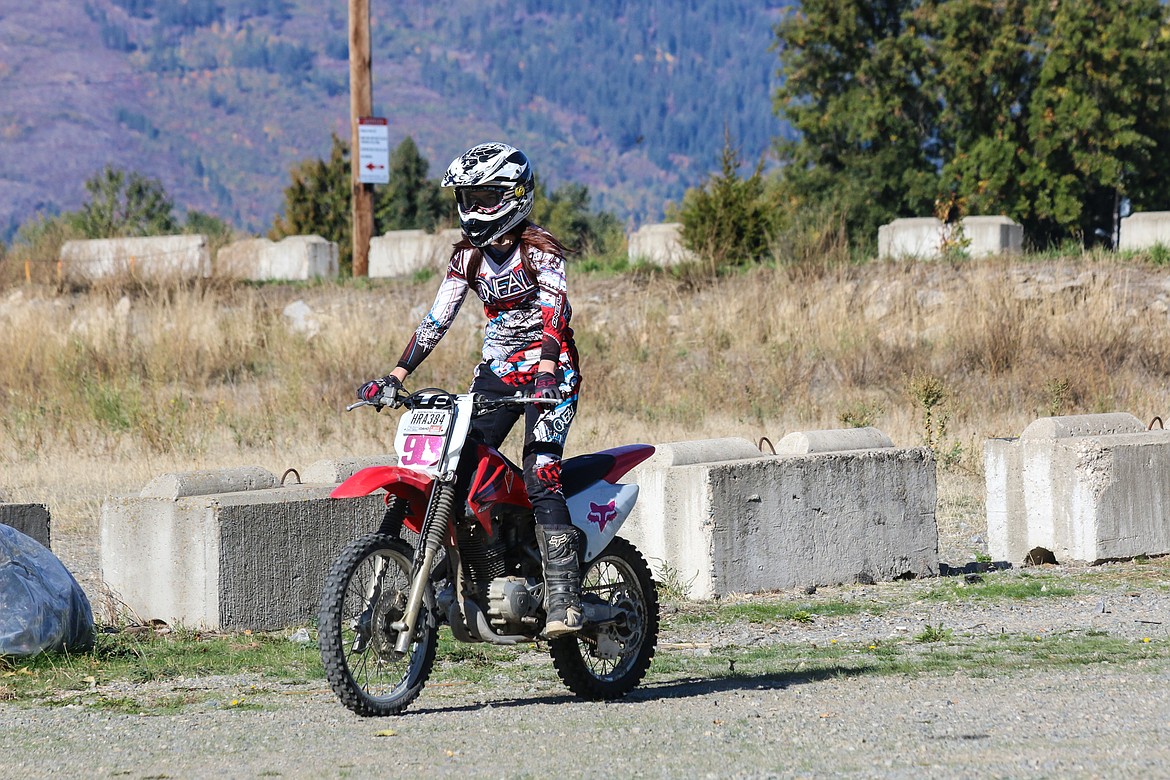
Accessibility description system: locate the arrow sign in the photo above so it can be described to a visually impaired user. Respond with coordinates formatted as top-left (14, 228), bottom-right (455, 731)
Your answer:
top-left (358, 117), bottom-right (389, 184)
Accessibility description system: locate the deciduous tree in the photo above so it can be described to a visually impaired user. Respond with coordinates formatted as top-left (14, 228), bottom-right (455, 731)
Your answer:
top-left (773, 0), bottom-right (1170, 249)
top-left (773, 0), bottom-right (939, 243)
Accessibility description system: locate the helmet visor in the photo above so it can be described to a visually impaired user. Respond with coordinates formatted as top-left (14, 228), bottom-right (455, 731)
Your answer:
top-left (455, 186), bottom-right (507, 213)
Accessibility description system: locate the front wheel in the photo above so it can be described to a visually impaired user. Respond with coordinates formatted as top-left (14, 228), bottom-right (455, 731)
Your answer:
top-left (549, 536), bottom-right (659, 700)
top-left (318, 533), bottom-right (437, 716)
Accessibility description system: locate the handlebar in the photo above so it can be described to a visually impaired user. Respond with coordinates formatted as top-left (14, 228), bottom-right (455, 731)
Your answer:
top-left (346, 386), bottom-right (557, 413)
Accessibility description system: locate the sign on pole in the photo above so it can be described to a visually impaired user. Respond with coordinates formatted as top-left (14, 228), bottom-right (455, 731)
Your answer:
top-left (358, 117), bottom-right (389, 185)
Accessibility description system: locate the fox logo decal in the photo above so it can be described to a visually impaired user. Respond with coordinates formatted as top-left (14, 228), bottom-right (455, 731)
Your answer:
top-left (587, 500), bottom-right (618, 532)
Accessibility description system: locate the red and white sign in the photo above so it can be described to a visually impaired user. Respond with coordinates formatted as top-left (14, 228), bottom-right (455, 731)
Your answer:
top-left (358, 117), bottom-right (389, 185)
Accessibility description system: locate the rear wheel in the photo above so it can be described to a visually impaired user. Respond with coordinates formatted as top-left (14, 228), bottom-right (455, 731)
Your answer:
top-left (549, 536), bottom-right (659, 699)
top-left (318, 533), bottom-right (437, 716)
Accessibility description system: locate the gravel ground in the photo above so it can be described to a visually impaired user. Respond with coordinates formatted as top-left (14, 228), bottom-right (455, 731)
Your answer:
top-left (4, 549), bottom-right (1170, 779)
top-left (4, 662), bottom-right (1169, 779)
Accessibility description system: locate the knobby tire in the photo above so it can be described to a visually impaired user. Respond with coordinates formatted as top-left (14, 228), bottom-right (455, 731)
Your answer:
top-left (318, 533), bottom-right (437, 716)
top-left (549, 536), bottom-right (659, 700)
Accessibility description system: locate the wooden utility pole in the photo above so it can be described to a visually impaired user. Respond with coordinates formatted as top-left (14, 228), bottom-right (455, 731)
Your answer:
top-left (348, 0), bottom-right (373, 277)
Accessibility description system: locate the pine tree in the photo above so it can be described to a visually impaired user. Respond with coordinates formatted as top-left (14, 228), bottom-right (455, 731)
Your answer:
top-left (923, 0), bottom-right (1039, 223)
top-left (677, 132), bottom-right (770, 270)
top-left (70, 166), bottom-right (177, 239)
top-left (270, 134), bottom-right (352, 270)
top-left (1022, 0), bottom-right (1170, 246)
top-left (375, 137), bottom-right (449, 232)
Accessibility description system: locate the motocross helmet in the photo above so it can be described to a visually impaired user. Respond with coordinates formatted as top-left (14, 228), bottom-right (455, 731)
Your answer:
top-left (442, 142), bottom-right (535, 248)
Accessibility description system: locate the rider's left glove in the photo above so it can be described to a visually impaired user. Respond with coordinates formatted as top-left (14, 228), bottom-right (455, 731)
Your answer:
top-left (357, 374), bottom-right (402, 403)
top-left (534, 372), bottom-right (561, 402)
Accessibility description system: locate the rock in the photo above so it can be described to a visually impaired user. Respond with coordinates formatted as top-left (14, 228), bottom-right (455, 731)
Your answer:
top-left (283, 300), bottom-right (320, 338)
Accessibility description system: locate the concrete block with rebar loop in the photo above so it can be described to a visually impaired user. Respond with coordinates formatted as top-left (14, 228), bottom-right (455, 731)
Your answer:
top-left (985, 413), bottom-right (1170, 565)
top-left (619, 433), bottom-right (938, 599)
top-left (100, 461), bottom-right (393, 630)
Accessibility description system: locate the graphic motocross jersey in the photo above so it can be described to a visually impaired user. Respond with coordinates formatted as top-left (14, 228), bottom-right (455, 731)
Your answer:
top-left (397, 233), bottom-right (579, 388)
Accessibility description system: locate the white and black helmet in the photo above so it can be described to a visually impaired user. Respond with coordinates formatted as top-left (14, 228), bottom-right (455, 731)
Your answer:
top-left (442, 142), bottom-right (536, 247)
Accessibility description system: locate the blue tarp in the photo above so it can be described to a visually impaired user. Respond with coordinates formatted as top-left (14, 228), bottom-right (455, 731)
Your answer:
top-left (0, 524), bottom-right (94, 656)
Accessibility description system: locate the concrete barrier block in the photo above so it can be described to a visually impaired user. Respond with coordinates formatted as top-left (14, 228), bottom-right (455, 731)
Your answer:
top-left (1119, 211), bottom-right (1170, 251)
top-left (140, 467), bottom-right (277, 499)
top-left (776, 427), bottom-right (893, 455)
top-left (878, 216), bottom-right (1023, 259)
top-left (628, 223), bottom-right (697, 267)
top-left (1018, 413), bottom-right (1145, 441)
top-left (369, 228), bottom-right (461, 278)
top-left (101, 483), bottom-right (387, 630)
top-left (215, 237), bottom-right (274, 278)
top-left (301, 454), bottom-right (397, 484)
top-left (878, 218), bottom-right (944, 259)
top-left (986, 414), bottom-right (1170, 564)
top-left (622, 436), bottom-right (937, 599)
top-left (644, 437), bottom-right (764, 467)
top-left (260, 235), bottom-right (338, 280)
top-left (963, 216), bottom-right (1023, 258)
top-left (0, 504), bottom-right (51, 549)
top-left (622, 438), bottom-right (763, 592)
top-left (60, 235), bottom-right (211, 282)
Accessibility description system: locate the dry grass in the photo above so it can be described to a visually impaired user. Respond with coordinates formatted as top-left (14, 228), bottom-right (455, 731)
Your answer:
top-left (3, 255), bottom-right (1170, 544)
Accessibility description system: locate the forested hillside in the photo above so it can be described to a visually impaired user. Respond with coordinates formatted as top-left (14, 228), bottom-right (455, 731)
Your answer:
top-left (0, 0), bottom-right (786, 241)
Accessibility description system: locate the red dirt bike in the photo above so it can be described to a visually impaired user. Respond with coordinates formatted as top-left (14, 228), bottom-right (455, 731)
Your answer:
top-left (317, 384), bottom-right (660, 716)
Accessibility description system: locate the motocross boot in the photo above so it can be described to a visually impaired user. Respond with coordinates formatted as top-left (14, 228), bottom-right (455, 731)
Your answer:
top-left (536, 523), bottom-right (584, 638)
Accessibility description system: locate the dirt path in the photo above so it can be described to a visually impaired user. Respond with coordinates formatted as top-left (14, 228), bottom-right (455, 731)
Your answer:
top-left (5, 560), bottom-right (1170, 779)
top-left (4, 662), bottom-right (1169, 779)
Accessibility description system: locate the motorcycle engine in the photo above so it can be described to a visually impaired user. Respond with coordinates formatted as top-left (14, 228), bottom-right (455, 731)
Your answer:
top-left (456, 520), bottom-right (506, 600)
top-left (487, 576), bottom-right (542, 632)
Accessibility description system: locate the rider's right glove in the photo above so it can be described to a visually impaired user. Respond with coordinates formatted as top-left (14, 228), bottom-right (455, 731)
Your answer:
top-left (357, 374), bottom-right (402, 404)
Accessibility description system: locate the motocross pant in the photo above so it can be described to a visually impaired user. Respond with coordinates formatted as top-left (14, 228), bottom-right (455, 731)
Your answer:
top-left (464, 363), bottom-right (579, 526)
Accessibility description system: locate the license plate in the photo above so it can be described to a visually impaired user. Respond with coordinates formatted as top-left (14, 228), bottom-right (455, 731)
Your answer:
top-left (399, 408), bottom-right (451, 436)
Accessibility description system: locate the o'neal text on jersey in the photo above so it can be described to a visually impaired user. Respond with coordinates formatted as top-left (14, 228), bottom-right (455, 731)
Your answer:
top-left (474, 265), bottom-right (535, 305)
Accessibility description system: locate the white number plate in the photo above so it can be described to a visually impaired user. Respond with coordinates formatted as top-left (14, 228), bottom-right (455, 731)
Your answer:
top-left (399, 409), bottom-right (451, 436)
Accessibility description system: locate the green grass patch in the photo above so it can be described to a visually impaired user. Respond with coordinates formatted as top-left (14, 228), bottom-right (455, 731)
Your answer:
top-left (666, 599), bottom-right (873, 627)
top-left (0, 628), bottom-right (323, 708)
top-left (648, 633), bottom-right (1170, 685)
top-left (4, 561), bottom-right (1169, 714)
top-left (430, 630), bottom-right (531, 685)
top-left (922, 573), bottom-right (1075, 602)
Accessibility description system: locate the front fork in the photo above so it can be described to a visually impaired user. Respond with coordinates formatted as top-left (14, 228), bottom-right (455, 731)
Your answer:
top-left (391, 479), bottom-right (457, 655)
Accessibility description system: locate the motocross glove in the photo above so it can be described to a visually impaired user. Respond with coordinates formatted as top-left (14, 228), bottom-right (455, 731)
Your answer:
top-left (357, 374), bottom-right (402, 404)
top-left (534, 371), bottom-right (561, 402)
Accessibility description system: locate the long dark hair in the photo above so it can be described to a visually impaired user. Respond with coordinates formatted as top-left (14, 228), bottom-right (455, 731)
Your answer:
top-left (455, 221), bottom-right (570, 283)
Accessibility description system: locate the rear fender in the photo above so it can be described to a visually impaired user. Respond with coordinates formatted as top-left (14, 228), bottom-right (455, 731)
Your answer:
top-left (330, 466), bottom-right (433, 533)
top-left (569, 482), bottom-right (641, 562)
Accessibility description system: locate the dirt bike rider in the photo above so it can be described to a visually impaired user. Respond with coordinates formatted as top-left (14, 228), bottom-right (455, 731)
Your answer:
top-left (358, 142), bottom-right (584, 639)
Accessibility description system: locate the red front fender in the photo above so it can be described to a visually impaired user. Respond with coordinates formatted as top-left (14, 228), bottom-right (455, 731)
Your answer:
top-left (330, 466), bottom-right (434, 532)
